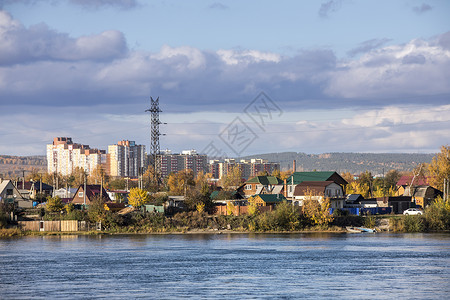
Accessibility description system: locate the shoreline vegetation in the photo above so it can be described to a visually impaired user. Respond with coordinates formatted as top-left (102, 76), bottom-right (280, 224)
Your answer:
top-left (2, 203), bottom-right (449, 238)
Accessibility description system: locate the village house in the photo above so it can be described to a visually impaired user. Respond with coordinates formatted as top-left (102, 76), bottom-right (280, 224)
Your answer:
top-left (292, 181), bottom-right (345, 209)
top-left (72, 184), bottom-right (111, 206)
top-left (403, 185), bottom-right (442, 208)
top-left (238, 175), bottom-right (284, 198)
top-left (248, 194), bottom-right (287, 207)
top-left (0, 179), bottom-right (32, 208)
top-left (284, 171), bottom-right (348, 199)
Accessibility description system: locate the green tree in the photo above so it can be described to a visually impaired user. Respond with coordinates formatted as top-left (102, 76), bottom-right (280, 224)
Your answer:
top-left (46, 196), bottom-right (64, 212)
top-left (128, 188), bottom-right (151, 208)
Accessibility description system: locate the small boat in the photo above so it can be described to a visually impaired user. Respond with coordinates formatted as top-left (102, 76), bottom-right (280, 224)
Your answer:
top-left (346, 227), bottom-right (376, 233)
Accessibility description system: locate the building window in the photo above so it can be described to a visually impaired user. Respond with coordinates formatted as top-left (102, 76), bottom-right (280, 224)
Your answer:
top-left (6, 189), bottom-right (13, 196)
top-left (245, 184), bottom-right (252, 190)
top-left (78, 192), bottom-right (84, 197)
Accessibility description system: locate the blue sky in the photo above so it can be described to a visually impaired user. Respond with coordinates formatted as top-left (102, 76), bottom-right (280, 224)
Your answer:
top-left (0, 0), bottom-right (449, 158)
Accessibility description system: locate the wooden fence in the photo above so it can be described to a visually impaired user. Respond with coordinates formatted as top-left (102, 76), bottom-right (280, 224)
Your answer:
top-left (18, 220), bottom-right (89, 232)
top-left (214, 205), bottom-right (273, 216)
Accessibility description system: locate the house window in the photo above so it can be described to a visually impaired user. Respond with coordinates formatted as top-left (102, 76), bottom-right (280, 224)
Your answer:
top-left (6, 189), bottom-right (13, 196)
top-left (245, 185), bottom-right (252, 190)
top-left (78, 192), bottom-right (84, 197)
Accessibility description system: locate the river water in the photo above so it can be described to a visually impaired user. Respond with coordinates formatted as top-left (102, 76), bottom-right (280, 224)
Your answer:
top-left (1, 233), bottom-right (449, 299)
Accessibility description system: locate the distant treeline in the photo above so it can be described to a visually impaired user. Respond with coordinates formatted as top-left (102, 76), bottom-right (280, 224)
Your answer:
top-left (240, 152), bottom-right (435, 174)
top-left (0, 155), bottom-right (46, 178)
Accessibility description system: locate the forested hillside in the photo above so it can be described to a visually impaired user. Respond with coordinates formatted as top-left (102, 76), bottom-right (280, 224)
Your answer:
top-left (0, 155), bottom-right (46, 178)
top-left (240, 152), bottom-right (435, 174)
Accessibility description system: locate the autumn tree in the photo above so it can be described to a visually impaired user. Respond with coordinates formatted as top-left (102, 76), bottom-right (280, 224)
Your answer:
top-left (90, 165), bottom-right (109, 185)
top-left (428, 145), bottom-right (450, 192)
top-left (128, 188), bottom-right (151, 207)
top-left (220, 165), bottom-right (242, 190)
top-left (46, 196), bottom-right (64, 212)
top-left (69, 167), bottom-right (88, 188)
top-left (167, 170), bottom-right (195, 195)
top-left (302, 192), bottom-right (333, 227)
top-left (341, 172), bottom-right (354, 184)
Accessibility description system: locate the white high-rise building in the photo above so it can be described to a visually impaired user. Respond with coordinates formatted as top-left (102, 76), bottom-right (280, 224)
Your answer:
top-left (47, 137), bottom-right (106, 176)
top-left (107, 140), bottom-right (146, 177)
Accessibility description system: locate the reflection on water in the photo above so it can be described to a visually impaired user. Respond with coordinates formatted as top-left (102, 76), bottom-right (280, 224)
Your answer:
top-left (1, 233), bottom-right (449, 299)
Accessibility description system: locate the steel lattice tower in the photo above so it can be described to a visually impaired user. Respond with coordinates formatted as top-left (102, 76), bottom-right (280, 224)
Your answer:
top-left (146, 97), bottom-right (162, 186)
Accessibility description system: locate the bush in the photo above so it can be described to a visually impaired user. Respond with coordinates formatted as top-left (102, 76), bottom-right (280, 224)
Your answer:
top-left (423, 196), bottom-right (450, 231)
top-left (363, 215), bottom-right (376, 228)
top-left (403, 215), bottom-right (425, 232)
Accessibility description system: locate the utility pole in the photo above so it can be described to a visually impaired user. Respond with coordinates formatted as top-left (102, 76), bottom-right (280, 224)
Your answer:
top-left (145, 96), bottom-right (165, 189)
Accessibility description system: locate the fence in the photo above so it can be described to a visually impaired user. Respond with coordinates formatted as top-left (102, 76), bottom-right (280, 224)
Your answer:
top-left (214, 205), bottom-right (273, 216)
top-left (329, 207), bottom-right (392, 215)
top-left (18, 220), bottom-right (90, 232)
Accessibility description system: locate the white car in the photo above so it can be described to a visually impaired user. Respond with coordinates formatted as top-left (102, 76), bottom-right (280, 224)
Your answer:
top-left (403, 208), bottom-right (423, 215)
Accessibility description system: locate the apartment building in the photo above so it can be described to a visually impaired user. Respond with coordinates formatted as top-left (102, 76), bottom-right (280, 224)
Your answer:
top-left (107, 140), bottom-right (146, 178)
top-left (47, 137), bottom-right (106, 176)
top-left (209, 158), bottom-right (280, 180)
top-left (159, 149), bottom-right (208, 178)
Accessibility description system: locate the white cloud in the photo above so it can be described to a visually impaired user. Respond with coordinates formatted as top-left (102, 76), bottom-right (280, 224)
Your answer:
top-left (217, 49), bottom-right (281, 65)
top-left (326, 37), bottom-right (450, 98)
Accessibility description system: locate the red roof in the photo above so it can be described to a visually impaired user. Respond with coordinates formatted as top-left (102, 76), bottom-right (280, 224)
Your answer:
top-left (396, 176), bottom-right (430, 186)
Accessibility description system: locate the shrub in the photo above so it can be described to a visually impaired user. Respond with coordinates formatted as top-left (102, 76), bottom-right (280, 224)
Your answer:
top-left (424, 196), bottom-right (450, 231)
top-left (363, 215), bottom-right (376, 228)
top-left (403, 215), bottom-right (425, 232)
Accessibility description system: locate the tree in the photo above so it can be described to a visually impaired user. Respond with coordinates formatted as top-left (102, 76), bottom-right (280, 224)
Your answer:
top-left (167, 170), bottom-right (195, 195)
top-left (302, 195), bottom-right (333, 227)
top-left (70, 167), bottom-right (88, 188)
top-left (428, 145), bottom-right (450, 192)
top-left (46, 196), bottom-right (64, 212)
top-left (128, 188), bottom-right (151, 208)
top-left (90, 165), bottom-right (109, 185)
top-left (220, 165), bottom-right (242, 190)
top-left (384, 169), bottom-right (402, 191)
top-left (341, 172), bottom-right (354, 184)
top-left (195, 171), bottom-right (213, 195)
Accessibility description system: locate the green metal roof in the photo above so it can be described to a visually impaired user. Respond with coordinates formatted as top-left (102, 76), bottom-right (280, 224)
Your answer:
top-left (245, 176), bottom-right (283, 185)
top-left (286, 171), bottom-right (340, 185)
top-left (255, 194), bottom-right (286, 203)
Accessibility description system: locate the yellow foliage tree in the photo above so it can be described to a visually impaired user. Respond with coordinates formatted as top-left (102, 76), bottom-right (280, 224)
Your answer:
top-left (167, 170), bottom-right (195, 195)
top-left (247, 202), bottom-right (258, 216)
top-left (302, 190), bottom-right (333, 226)
top-left (227, 201), bottom-right (236, 215)
top-left (220, 165), bottom-right (242, 190)
top-left (128, 188), bottom-right (150, 207)
top-left (428, 145), bottom-right (450, 192)
top-left (196, 202), bottom-right (205, 214)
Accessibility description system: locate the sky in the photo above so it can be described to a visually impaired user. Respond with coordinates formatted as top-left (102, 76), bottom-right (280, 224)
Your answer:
top-left (0, 0), bottom-right (449, 157)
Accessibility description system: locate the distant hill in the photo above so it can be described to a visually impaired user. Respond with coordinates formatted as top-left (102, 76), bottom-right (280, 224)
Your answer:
top-left (240, 152), bottom-right (435, 175)
top-left (0, 155), bottom-right (47, 178)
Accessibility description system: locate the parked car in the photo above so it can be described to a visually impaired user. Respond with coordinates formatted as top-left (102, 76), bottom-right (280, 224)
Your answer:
top-left (403, 208), bottom-right (423, 215)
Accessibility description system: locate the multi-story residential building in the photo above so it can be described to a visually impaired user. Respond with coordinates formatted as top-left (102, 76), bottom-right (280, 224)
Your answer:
top-left (159, 149), bottom-right (208, 178)
top-left (106, 140), bottom-right (146, 178)
top-left (47, 137), bottom-right (106, 176)
top-left (209, 158), bottom-right (280, 180)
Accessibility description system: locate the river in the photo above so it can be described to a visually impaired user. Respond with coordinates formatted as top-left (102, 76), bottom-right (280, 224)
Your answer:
top-left (1, 233), bottom-right (449, 299)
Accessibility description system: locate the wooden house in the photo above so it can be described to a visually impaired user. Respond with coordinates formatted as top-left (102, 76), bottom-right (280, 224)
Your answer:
top-left (72, 184), bottom-right (111, 206)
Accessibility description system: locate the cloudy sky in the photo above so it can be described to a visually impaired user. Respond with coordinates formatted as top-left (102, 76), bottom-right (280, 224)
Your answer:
top-left (0, 0), bottom-right (449, 157)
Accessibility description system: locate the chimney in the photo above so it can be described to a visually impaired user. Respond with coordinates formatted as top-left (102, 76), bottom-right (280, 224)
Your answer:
top-left (293, 160), bottom-right (296, 173)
